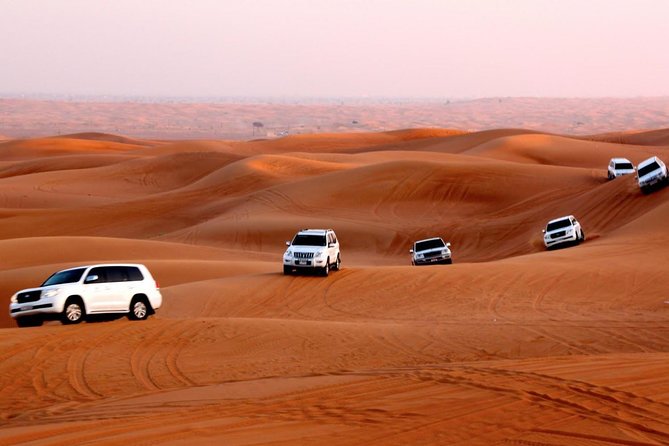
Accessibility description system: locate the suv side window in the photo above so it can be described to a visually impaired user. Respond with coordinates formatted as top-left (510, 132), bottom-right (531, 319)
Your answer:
top-left (85, 267), bottom-right (107, 284)
top-left (105, 266), bottom-right (145, 283)
top-left (105, 267), bottom-right (128, 283)
top-left (126, 267), bottom-right (144, 281)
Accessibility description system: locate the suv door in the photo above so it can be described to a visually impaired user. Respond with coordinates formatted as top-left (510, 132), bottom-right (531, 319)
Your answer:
top-left (327, 232), bottom-right (339, 265)
top-left (571, 218), bottom-right (580, 233)
top-left (83, 267), bottom-right (114, 312)
top-left (104, 267), bottom-right (141, 311)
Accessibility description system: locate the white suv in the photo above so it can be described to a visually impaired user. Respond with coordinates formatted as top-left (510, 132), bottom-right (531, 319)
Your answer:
top-left (636, 156), bottom-right (668, 193)
top-left (410, 237), bottom-right (452, 265)
top-left (607, 158), bottom-right (635, 180)
top-left (9, 264), bottom-right (162, 327)
top-left (283, 229), bottom-right (341, 276)
top-left (543, 215), bottom-right (584, 249)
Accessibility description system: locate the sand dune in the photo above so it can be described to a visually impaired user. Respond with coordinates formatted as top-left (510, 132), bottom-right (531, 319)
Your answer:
top-left (55, 132), bottom-right (156, 146)
top-left (465, 133), bottom-right (664, 167)
top-left (0, 129), bottom-right (669, 445)
top-left (588, 128), bottom-right (669, 146)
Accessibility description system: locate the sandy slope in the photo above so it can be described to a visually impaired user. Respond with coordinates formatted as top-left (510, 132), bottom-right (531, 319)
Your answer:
top-left (587, 128), bottom-right (669, 146)
top-left (0, 130), bottom-right (668, 445)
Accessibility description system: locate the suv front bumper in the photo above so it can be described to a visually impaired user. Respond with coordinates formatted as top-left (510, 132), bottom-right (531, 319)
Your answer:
top-left (413, 254), bottom-right (452, 265)
top-left (9, 299), bottom-right (74, 325)
top-left (544, 233), bottom-right (577, 248)
top-left (283, 257), bottom-right (328, 269)
top-left (9, 299), bottom-right (59, 318)
top-left (639, 174), bottom-right (666, 189)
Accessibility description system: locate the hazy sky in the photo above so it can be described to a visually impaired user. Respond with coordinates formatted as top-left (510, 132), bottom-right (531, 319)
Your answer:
top-left (1, 0), bottom-right (668, 98)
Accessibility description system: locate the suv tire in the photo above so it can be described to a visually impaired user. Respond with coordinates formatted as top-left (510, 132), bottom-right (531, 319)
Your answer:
top-left (62, 297), bottom-right (85, 325)
top-left (321, 260), bottom-right (330, 277)
top-left (333, 255), bottom-right (341, 271)
top-left (283, 265), bottom-right (292, 275)
top-left (128, 296), bottom-right (150, 321)
top-left (16, 315), bottom-right (43, 328)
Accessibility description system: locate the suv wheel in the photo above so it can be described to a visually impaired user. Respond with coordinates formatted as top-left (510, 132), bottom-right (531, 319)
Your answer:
top-left (62, 298), bottom-right (85, 325)
top-left (16, 315), bottom-right (43, 328)
top-left (333, 255), bottom-right (341, 271)
top-left (321, 260), bottom-right (330, 277)
top-left (128, 297), bottom-right (150, 321)
top-left (283, 265), bottom-right (292, 275)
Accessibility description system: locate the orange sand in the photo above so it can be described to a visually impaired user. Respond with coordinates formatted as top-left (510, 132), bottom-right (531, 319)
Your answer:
top-left (0, 129), bottom-right (668, 445)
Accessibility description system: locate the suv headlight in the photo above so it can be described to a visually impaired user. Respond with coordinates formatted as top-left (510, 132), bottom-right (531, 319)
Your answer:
top-left (42, 289), bottom-right (60, 298)
top-left (441, 249), bottom-right (449, 255)
top-left (285, 250), bottom-right (292, 257)
top-left (416, 253), bottom-right (425, 259)
top-left (314, 251), bottom-right (324, 257)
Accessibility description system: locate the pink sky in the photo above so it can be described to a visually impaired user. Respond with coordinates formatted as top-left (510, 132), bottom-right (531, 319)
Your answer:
top-left (1, 0), bottom-right (668, 98)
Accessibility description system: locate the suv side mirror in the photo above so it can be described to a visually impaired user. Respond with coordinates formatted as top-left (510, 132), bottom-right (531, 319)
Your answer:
top-left (285, 241), bottom-right (291, 246)
top-left (541, 229), bottom-right (546, 233)
top-left (446, 242), bottom-right (451, 248)
top-left (409, 249), bottom-right (414, 254)
top-left (85, 274), bottom-right (99, 283)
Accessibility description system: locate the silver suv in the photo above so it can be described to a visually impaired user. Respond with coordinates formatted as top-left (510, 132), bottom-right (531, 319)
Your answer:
top-left (410, 237), bottom-right (452, 265)
top-left (543, 215), bottom-right (584, 249)
top-left (9, 264), bottom-right (162, 327)
top-left (283, 229), bottom-right (341, 276)
top-left (636, 156), bottom-right (668, 193)
top-left (607, 157), bottom-right (635, 180)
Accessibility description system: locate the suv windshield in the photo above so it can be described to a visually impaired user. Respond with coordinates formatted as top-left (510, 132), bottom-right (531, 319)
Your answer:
top-left (415, 238), bottom-right (445, 252)
top-left (292, 234), bottom-right (327, 246)
top-left (546, 219), bottom-right (571, 232)
top-left (41, 268), bottom-right (86, 287)
top-left (615, 162), bottom-right (634, 170)
top-left (638, 161), bottom-right (660, 177)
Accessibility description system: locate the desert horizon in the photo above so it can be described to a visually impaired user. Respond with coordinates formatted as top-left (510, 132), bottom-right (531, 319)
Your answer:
top-left (1, 126), bottom-right (668, 444)
top-left (2, 96), bottom-right (669, 140)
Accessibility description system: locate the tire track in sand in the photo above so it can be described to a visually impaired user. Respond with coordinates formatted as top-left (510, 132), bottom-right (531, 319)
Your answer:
top-left (128, 325), bottom-right (163, 392)
top-left (408, 365), bottom-right (669, 444)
